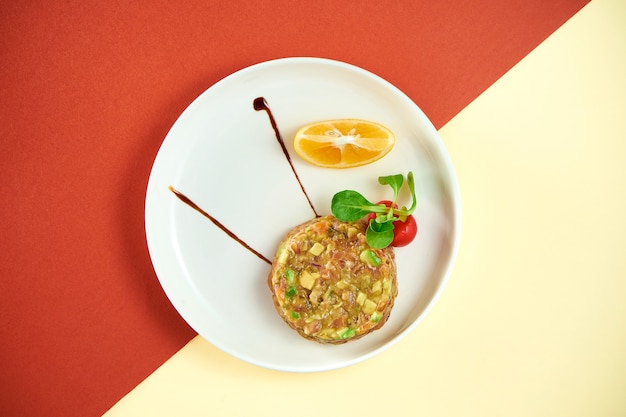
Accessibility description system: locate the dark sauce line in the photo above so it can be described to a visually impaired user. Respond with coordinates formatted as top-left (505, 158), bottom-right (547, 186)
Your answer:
top-left (169, 97), bottom-right (317, 266)
top-left (253, 96), bottom-right (320, 217)
top-left (168, 185), bottom-right (272, 265)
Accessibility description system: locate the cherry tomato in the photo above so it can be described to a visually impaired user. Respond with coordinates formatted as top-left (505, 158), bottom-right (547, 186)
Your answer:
top-left (390, 214), bottom-right (417, 247)
top-left (367, 200), bottom-right (418, 247)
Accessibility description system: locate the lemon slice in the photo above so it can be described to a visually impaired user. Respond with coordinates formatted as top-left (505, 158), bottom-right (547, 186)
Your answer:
top-left (294, 119), bottom-right (395, 168)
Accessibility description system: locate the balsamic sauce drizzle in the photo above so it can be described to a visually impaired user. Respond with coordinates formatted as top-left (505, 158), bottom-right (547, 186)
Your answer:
top-left (168, 185), bottom-right (272, 265)
top-left (253, 96), bottom-right (320, 217)
top-left (168, 96), bottom-right (318, 265)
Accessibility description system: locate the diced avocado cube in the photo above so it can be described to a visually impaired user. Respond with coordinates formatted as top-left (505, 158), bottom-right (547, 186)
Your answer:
top-left (337, 327), bottom-right (356, 340)
top-left (285, 268), bottom-right (295, 284)
top-left (285, 286), bottom-right (297, 298)
top-left (370, 311), bottom-right (383, 323)
top-left (363, 299), bottom-right (377, 314)
top-left (356, 291), bottom-right (367, 306)
top-left (299, 270), bottom-right (317, 290)
top-left (309, 242), bottom-right (325, 256)
top-left (360, 249), bottom-right (381, 267)
top-left (277, 245), bottom-right (290, 264)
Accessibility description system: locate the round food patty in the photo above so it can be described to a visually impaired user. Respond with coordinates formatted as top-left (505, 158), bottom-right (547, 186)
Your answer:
top-left (268, 215), bottom-right (397, 344)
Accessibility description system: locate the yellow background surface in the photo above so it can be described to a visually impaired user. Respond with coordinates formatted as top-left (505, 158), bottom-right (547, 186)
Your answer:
top-left (105, 0), bottom-right (626, 415)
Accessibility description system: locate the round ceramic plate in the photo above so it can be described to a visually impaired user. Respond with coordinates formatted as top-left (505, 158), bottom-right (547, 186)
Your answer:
top-left (145, 57), bottom-right (461, 372)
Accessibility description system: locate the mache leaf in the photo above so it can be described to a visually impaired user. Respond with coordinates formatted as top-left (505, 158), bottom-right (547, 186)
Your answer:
top-left (366, 220), bottom-right (394, 249)
top-left (331, 190), bottom-right (376, 221)
top-left (378, 174), bottom-right (404, 203)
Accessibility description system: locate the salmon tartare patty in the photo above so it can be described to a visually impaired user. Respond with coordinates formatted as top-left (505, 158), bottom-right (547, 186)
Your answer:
top-left (268, 215), bottom-right (397, 344)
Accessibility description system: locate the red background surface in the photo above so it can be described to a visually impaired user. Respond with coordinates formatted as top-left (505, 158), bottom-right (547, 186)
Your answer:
top-left (0, 1), bottom-right (588, 416)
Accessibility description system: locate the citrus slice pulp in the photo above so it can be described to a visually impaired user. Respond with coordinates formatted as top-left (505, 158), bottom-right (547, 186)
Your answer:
top-left (293, 119), bottom-right (395, 168)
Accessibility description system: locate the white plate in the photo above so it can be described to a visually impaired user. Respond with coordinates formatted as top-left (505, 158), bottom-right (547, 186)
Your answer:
top-left (145, 57), bottom-right (461, 372)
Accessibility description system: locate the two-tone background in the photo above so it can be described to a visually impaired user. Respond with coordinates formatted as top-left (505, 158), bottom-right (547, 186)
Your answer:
top-left (2, 1), bottom-right (625, 416)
